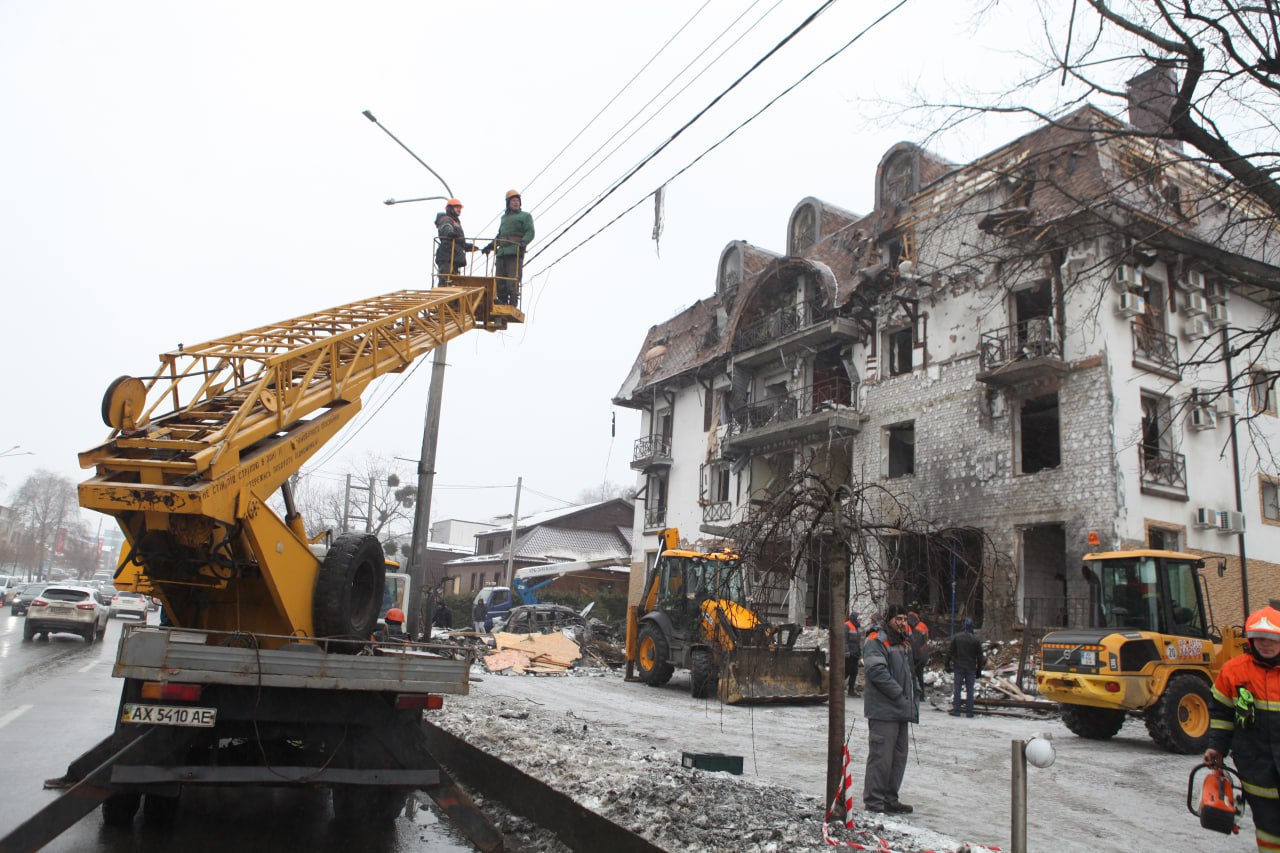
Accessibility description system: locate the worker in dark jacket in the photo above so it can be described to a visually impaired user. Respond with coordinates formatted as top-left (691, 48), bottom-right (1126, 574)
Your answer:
top-left (906, 611), bottom-right (929, 694)
top-left (482, 190), bottom-right (534, 305)
top-left (431, 601), bottom-right (453, 631)
top-left (1205, 605), bottom-right (1280, 851)
top-left (844, 611), bottom-right (862, 696)
top-left (372, 608), bottom-right (408, 645)
top-left (861, 604), bottom-right (918, 815)
top-left (945, 618), bottom-right (985, 717)
top-left (435, 199), bottom-right (473, 279)
top-left (472, 596), bottom-right (487, 633)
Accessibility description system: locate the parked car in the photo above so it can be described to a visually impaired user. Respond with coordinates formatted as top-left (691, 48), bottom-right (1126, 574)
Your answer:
top-left (498, 603), bottom-right (590, 639)
top-left (109, 590), bottom-right (149, 619)
top-left (10, 583), bottom-right (48, 616)
top-left (24, 585), bottom-right (109, 643)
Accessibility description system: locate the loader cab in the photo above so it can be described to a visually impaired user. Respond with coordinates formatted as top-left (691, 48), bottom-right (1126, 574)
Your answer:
top-left (1084, 550), bottom-right (1208, 638)
top-left (650, 548), bottom-right (744, 632)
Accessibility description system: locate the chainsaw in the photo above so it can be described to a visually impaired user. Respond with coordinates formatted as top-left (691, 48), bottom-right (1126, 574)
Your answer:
top-left (1187, 762), bottom-right (1246, 835)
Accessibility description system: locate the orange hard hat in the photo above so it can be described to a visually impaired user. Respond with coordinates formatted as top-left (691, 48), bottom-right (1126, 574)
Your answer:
top-left (385, 608), bottom-right (405, 623)
top-left (446, 198), bottom-right (463, 209)
top-left (505, 189), bottom-right (521, 201)
top-left (1245, 606), bottom-right (1280, 640)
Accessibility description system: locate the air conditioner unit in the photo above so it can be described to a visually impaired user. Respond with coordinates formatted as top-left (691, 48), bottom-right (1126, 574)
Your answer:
top-left (1190, 405), bottom-right (1217, 430)
top-left (1219, 510), bottom-right (1246, 534)
top-left (1182, 269), bottom-right (1206, 292)
top-left (1184, 291), bottom-right (1208, 316)
top-left (1194, 507), bottom-right (1220, 528)
top-left (1117, 292), bottom-right (1146, 318)
top-left (1064, 245), bottom-right (1098, 272)
top-left (1208, 303), bottom-right (1229, 328)
top-left (1113, 263), bottom-right (1142, 291)
top-left (1218, 395), bottom-right (1238, 417)
top-left (1205, 280), bottom-right (1228, 303)
top-left (1182, 317), bottom-right (1212, 340)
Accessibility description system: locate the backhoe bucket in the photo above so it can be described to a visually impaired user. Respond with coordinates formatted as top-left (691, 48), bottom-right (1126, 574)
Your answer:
top-left (719, 646), bottom-right (828, 704)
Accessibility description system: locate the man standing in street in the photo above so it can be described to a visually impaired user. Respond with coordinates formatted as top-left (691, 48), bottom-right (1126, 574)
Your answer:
top-left (844, 611), bottom-right (862, 696)
top-left (862, 604), bottom-right (918, 815)
top-left (483, 190), bottom-right (534, 305)
top-left (946, 618), bottom-right (984, 717)
top-left (472, 596), bottom-right (487, 633)
top-left (435, 198), bottom-right (473, 280)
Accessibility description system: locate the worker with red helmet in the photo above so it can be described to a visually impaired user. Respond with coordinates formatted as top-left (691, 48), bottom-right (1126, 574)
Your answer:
top-left (481, 190), bottom-right (534, 305)
top-left (1204, 605), bottom-right (1280, 850)
top-left (434, 198), bottom-right (474, 280)
top-left (372, 607), bottom-right (409, 645)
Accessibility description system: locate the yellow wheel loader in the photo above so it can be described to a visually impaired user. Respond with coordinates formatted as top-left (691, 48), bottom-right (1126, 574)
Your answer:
top-left (1035, 550), bottom-right (1246, 754)
top-left (624, 529), bottom-right (828, 704)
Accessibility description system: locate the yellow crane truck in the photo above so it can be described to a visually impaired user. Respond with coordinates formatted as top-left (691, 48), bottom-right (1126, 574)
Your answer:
top-left (1035, 549), bottom-right (1246, 754)
top-left (624, 529), bottom-right (828, 703)
top-left (3, 281), bottom-right (522, 851)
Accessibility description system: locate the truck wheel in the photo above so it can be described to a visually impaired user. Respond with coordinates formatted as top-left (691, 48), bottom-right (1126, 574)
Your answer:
top-left (142, 792), bottom-right (181, 826)
top-left (331, 787), bottom-right (406, 823)
top-left (313, 534), bottom-right (385, 650)
top-left (102, 793), bottom-right (141, 826)
top-left (690, 649), bottom-right (718, 699)
top-left (1060, 703), bottom-right (1126, 739)
top-left (636, 624), bottom-right (674, 687)
top-left (1145, 672), bottom-right (1213, 754)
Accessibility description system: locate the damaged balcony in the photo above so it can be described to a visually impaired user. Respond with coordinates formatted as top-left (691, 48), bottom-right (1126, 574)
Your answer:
top-left (731, 301), bottom-right (861, 369)
top-left (1131, 323), bottom-right (1181, 380)
top-left (976, 317), bottom-right (1068, 387)
top-left (1139, 446), bottom-right (1188, 501)
top-left (723, 380), bottom-right (860, 452)
top-left (630, 434), bottom-right (673, 472)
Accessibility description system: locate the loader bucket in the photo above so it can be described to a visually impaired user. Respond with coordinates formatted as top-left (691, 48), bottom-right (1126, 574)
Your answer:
top-left (718, 646), bottom-right (828, 704)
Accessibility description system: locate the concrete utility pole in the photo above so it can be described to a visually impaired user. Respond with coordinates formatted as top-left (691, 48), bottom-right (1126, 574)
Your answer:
top-left (408, 345), bottom-right (448, 599)
top-left (342, 474), bottom-right (352, 533)
top-left (826, 485), bottom-right (850, 815)
top-left (504, 477), bottom-right (522, 587)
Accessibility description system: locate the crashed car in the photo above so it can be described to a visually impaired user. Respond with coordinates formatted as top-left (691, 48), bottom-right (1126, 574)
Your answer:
top-left (496, 603), bottom-right (590, 639)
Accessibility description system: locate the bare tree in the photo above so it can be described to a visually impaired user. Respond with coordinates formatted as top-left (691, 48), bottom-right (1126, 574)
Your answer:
top-left (574, 481), bottom-right (638, 504)
top-left (288, 455), bottom-right (417, 547)
top-left (10, 470), bottom-right (79, 580)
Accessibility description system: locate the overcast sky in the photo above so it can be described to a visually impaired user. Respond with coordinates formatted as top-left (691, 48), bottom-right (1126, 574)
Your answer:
top-left (1, 1), bottom-right (1098, 531)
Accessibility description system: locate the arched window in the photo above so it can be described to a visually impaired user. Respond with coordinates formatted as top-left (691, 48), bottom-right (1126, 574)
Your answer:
top-left (718, 246), bottom-right (742, 292)
top-left (881, 153), bottom-right (914, 208)
top-left (789, 204), bottom-right (817, 255)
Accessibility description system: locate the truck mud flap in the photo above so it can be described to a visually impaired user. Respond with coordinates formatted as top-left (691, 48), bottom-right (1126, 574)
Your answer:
top-left (719, 647), bottom-right (829, 705)
top-left (422, 720), bottom-right (663, 853)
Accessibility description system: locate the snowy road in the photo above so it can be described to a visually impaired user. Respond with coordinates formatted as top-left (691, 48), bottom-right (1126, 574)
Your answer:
top-left (444, 666), bottom-right (1253, 852)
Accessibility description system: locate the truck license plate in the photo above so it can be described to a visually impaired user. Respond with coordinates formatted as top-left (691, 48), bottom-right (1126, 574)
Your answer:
top-left (121, 703), bottom-right (216, 727)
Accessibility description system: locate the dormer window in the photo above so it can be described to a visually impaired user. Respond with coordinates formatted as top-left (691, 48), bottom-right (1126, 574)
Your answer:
top-left (718, 245), bottom-right (743, 293)
top-left (789, 203), bottom-right (817, 255)
top-left (881, 153), bottom-right (914, 207)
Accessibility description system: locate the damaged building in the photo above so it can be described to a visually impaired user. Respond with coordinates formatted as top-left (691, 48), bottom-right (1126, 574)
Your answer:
top-left (613, 69), bottom-right (1280, 637)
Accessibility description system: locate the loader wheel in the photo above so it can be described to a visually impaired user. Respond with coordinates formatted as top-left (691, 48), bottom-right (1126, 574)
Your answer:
top-left (1145, 673), bottom-right (1213, 754)
top-left (636, 624), bottom-right (674, 687)
top-left (102, 793), bottom-right (141, 826)
top-left (690, 648), bottom-right (718, 699)
top-left (313, 533), bottom-right (385, 651)
top-left (142, 792), bottom-right (181, 826)
top-left (1060, 703), bottom-right (1126, 740)
top-left (331, 786), bottom-right (406, 823)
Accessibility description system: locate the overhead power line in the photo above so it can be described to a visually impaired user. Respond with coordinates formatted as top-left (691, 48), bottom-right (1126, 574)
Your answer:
top-left (531, 0), bottom-right (911, 275)
top-left (527, 0), bottom-right (841, 267)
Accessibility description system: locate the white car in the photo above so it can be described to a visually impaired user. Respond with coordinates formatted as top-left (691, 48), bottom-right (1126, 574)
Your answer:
top-left (109, 590), bottom-right (150, 619)
top-left (24, 585), bottom-right (109, 643)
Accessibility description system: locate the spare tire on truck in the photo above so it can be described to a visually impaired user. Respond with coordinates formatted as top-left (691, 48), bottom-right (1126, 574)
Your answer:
top-left (313, 533), bottom-right (385, 651)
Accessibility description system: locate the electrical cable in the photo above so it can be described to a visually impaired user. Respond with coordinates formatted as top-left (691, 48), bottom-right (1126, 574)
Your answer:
top-left (527, 0), bottom-right (841, 266)
top-left (529, 0), bottom-right (911, 274)
top-left (535, 0), bottom-right (778, 230)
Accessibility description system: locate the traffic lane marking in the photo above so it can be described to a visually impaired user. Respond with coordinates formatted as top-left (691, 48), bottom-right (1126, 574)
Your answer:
top-left (0, 703), bottom-right (33, 729)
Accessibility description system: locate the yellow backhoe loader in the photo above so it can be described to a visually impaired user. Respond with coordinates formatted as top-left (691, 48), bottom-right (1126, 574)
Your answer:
top-left (624, 529), bottom-right (827, 703)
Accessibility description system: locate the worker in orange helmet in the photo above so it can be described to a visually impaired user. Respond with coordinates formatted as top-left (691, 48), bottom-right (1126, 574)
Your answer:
top-left (1205, 605), bottom-right (1280, 851)
top-left (434, 198), bottom-right (474, 281)
top-left (372, 607), bottom-right (409, 645)
top-left (481, 190), bottom-right (534, 306)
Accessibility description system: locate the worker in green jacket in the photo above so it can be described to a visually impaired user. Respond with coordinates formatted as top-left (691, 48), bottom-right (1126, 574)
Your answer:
top-left (483, 189), bottom-right (534, 305)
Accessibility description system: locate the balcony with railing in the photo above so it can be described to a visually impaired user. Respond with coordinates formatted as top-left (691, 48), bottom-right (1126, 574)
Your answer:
top-left (723, 378), bottom-right (860, 452)
top-left (731, 301), bottom-right (861, 368)
top-left (976, 316), bottom-right (1068, 387)
top-left (643, 503), bottom-right (668, 530)
top-left (701, 500), bottom-right (733, 523)
top-left (630, 434), bottom-right (673, 472)
top-left (1131, 322), bottom-right (1180, 380)
top-left (1139, 445), bottom-right (1187, 500)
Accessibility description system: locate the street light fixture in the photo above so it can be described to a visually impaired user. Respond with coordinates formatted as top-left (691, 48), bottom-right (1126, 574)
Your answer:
top-left (0, 445), bottom-right (33, 460)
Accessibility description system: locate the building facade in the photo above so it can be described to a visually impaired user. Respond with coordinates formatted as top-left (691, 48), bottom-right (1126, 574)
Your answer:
top-left (614, 78), bottom-right (1280, 637)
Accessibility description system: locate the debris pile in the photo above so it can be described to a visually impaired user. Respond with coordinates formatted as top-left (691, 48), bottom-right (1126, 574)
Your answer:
top-left (483, 631), bottom-right (581, 675)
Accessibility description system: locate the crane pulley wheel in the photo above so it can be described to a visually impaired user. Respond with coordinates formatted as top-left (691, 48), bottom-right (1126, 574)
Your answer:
top-left (101, 375), bottom-right (147, 430)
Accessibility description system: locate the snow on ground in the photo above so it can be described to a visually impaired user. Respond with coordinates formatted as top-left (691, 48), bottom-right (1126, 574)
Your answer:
top-left (437, 662), bottom-right (1255, 853)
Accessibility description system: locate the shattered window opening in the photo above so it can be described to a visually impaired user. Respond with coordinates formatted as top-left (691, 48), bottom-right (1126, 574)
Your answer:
top-left (1017, 392), bottom-right (1061, 474)
top-left (886, 327), bottom-right (913, 376)
top-left (885, 422), bottom-right (915, 479)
